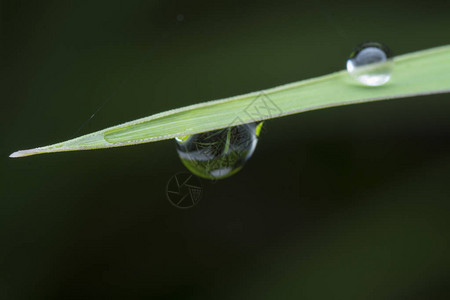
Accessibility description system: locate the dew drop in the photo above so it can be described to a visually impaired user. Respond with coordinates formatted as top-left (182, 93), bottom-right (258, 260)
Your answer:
top-left (346, 42), bottom-right (393, 86)
top-left (175, 122), bottom-right (262, 180)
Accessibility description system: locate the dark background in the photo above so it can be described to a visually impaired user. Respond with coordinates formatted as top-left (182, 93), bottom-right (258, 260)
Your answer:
top-left (1, 0), bottom-right (450, 299)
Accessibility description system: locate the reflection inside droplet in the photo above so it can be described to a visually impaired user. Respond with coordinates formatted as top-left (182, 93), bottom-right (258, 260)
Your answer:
top-left (175, 122), bottom-right (262, 180)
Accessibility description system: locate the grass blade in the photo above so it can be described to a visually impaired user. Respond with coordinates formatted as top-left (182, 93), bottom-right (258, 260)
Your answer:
top-left (10, 45), bottom-right (450, 158)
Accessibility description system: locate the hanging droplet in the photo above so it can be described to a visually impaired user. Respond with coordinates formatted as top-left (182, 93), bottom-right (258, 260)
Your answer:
top-left (346, 42), bottom-right (393, 86)
top-left (175, 122), bottom-right (263, 180)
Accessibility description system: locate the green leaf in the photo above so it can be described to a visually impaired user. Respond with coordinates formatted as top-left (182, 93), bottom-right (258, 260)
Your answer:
top-left (10, 45), bottom-right (450, 158)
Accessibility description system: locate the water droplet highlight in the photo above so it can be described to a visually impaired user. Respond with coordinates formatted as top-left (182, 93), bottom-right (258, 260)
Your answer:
top-left (346, 42), bottom-right (393, 86)
top-left (175, 123), bottom-right (262, 180)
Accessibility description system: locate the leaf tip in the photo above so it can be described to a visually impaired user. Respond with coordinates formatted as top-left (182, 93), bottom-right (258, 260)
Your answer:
top-left (9, 149), bottom-right (40, 158)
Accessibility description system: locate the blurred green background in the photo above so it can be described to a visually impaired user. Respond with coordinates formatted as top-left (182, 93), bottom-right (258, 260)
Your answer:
top-left (1, 0), bottom-right (450, 299)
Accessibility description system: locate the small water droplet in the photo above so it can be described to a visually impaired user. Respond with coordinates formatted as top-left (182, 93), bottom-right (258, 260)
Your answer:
top-left (346, 42), bottom-right (393, 86)
top-left (175, 123), bottom-right (262, 180)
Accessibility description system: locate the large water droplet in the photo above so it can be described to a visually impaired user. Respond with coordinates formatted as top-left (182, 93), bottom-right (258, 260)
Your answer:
top-left (175, 122), bottom-right (262, 180)
top-left (346, 42), bottom-right (393, 86)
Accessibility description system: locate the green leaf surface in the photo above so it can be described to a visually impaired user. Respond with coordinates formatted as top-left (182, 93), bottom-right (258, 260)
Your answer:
top-left (10, 45), bottom-right (450, 158)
